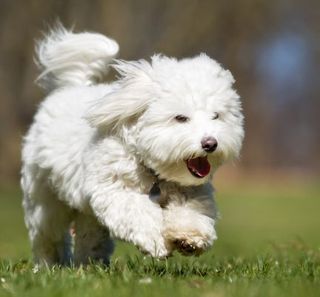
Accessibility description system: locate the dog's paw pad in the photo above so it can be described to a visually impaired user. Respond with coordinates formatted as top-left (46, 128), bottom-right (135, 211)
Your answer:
top-left (172, 239), bottom-right (203, 256)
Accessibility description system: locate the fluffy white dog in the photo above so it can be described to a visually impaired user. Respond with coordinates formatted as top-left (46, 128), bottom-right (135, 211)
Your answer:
top-left (21, 26), bottom-right (244, 265)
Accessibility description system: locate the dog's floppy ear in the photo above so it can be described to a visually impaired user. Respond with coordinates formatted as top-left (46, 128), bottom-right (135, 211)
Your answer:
top-left (86, 59), bottom-right (154, 130)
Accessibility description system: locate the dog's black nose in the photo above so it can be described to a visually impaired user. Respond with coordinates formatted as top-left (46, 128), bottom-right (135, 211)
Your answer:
top-left (201, 137), bottom-right (218, 153)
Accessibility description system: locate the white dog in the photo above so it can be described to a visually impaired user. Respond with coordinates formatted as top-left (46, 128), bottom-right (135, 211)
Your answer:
top-left (21, 25), bottom-right (244, 265)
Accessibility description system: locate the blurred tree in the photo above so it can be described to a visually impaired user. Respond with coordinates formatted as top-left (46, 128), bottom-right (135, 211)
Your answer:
top-left (0, 0), bottom-right (319, 183)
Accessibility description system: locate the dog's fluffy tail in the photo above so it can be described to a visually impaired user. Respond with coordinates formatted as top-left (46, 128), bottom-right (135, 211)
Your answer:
top-left (35, 24), bottom-right (119, 91)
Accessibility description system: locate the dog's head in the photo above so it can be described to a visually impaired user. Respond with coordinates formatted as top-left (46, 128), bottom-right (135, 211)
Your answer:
top-left (87, 54), bottom-right (244, 186)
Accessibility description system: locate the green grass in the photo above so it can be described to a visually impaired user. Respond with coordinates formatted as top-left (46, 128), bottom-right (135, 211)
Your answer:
top-left (1, 252), bottom-right (320, 297)
top-left (1, 180), bottom-right (320, 296)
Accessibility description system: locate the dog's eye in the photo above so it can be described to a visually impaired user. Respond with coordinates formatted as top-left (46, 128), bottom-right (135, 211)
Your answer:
top-left (175, 115), bottom-right (189, 123)
top-left (212, 113), bottom-right (219, 120)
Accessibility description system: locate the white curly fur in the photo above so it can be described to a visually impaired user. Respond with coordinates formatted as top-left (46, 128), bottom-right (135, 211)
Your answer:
top-left (21, 26), bottom-right (244, 265)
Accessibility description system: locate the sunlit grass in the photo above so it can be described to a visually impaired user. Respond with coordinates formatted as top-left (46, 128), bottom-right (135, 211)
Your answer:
top-left (1, 251), bottom-right (320, 297)
top-left (0, 180), bottom-right (320, 296)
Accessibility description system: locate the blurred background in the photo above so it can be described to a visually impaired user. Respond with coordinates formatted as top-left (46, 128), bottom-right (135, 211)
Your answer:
top-left (0, 0), bottom-right (319, 260)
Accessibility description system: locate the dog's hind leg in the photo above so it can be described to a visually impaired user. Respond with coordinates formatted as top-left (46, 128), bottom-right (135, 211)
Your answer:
top-left (73, 212), bottom-right (114, 266)
top-left (22, 173), bottom-right (73, 266)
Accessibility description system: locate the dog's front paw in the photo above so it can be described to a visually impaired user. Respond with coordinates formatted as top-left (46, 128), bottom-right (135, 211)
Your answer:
top-left (163, 228), bottom-right (212, 256)
top-left (162, 207), bottom-right (217, 256)
top-left (136, 230), bottom-right (170, 259)
top-left (172, 239), bottom-right (198, 256)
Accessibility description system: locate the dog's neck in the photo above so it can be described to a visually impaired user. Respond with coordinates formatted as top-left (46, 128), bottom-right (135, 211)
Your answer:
top-left (142, 163), bottom-right (194, 207)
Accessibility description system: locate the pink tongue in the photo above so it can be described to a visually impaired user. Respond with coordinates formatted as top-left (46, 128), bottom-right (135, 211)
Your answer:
top-left (187, 156), bottom-right (211, 177)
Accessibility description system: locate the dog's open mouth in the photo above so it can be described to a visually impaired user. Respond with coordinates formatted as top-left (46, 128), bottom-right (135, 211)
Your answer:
top-left (186, 156), bottom-right (211, 178)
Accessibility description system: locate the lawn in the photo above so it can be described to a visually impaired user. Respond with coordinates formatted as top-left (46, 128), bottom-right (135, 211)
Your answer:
top-left (0, 177), bottom-right (320, 296)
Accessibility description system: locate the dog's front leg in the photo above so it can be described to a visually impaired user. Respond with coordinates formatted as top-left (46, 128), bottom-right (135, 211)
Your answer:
top-left (160, 182), bottom-right (218, 256)
top-left (89, 190), bottom-right (169, 258)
